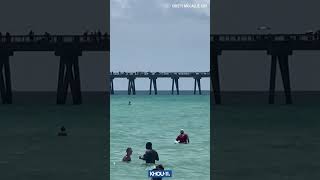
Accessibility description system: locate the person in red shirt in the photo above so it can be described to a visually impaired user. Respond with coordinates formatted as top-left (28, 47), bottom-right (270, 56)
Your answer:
top-left (176, 129), bottom-right (189, 144)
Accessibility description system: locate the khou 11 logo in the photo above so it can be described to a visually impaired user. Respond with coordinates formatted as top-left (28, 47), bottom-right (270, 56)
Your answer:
top-left (148, 170), bottom-right (173, 178)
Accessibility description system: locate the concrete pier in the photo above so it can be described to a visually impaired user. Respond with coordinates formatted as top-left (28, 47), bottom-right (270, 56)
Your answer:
top-left (211, 33), bottom-right (320, 104)
top-left (110, 72), bottom-right (210, 95)
top-left (0, 33), bottom-right (109, 104)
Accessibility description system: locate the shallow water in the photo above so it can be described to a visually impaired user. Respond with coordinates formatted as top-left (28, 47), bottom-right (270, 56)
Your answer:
top-left (110, 95), bottom-right (210, 180)
top-left (0, 104), bottom-right (107, 180)
top-left (213, 104), bottom-right (320, 180)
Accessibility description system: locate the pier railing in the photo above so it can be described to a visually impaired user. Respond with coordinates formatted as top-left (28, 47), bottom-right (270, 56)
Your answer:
top-left (211, 33), bottom-right (320, 42)
top-left (110, 72), bottom-right (210, 77)
top-left (0, 34), bottom-right (109, 43)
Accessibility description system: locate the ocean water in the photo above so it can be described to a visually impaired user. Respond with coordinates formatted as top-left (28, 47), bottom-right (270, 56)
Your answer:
top-left (0, 102), bottom-right (107, 180)
top-left (213, 93), bottom-right (320, 180)
top-left (110, 94), bottom-right (210, 180)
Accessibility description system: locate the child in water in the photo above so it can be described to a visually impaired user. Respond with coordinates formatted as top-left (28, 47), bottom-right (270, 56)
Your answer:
top-left (151, 164), bottom-right (165, 180)
top-left (122, 147), bottom-right (133, 162)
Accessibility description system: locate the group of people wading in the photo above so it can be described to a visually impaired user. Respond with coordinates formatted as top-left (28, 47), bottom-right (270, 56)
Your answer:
top-left (122, 129), bottom-right (189, 179)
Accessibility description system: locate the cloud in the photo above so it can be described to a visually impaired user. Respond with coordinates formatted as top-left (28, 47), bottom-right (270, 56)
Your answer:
top-left (111, 0), bottom-right (210, 22)
top-left (111, 0), bottom-right (134, 19)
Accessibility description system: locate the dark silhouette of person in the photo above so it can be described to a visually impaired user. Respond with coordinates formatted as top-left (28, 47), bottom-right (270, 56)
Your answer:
top-left (58, 126), bottom-right (67, 136)
top-left (97, 30), bottom-right (102, 41)
top-left (44, 32), bottom-right (51, 41)
top-left (83, 31), bottom-right (88, 41)
top-left (29, 30), bottom-right (34, 41)
top-left (104, 32), bottom-right (109, 39)
top-left (89, 32), bottom-right (94, 41)
top-left (139, 142), bottom-right (159, 164)
top-left (0, 32), bottom-right (2, 42)
top-left (151, 164), bottom-right (165, 180)
top-left (176, 129), bottom-right (189, 144)
top-left (128, 101), bottom-right (131, 105)
top-left (93, 31), bottom-right (98, 42)
top-left (122, 147), bottom-right (133, 162)
top-left (5, 32), bottom-right (11, 42)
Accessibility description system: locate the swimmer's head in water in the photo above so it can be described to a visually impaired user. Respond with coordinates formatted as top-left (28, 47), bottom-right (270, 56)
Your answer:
top-left (126, 147), bottom-right (133, 155)
top-left (156, 164), bottom-right (164, 170)
top-left (146, 142), bottom-right (152, 150)
top-left (180, 129), bottom-right (184, 134)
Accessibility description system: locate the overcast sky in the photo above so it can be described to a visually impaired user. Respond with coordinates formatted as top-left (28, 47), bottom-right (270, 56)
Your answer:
top-left (111, 0), bottom-right (210, 90)
top-left (212, 0), bottom-right (320, 91)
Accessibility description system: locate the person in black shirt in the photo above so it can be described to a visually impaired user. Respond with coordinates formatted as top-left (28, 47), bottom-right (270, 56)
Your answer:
top-left (139, 142), bottom-right (159, 164)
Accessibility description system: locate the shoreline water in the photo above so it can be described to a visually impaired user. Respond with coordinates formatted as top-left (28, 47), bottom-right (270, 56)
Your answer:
top-left (111, 95), bottom-right (210, 180)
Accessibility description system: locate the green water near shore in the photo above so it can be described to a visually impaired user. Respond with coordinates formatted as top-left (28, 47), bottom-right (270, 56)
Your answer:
top-left (110, 95), bottom-right (210, 180)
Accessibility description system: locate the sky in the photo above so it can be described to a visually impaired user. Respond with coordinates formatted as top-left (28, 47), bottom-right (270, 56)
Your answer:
top-left (111, 0), bottom-right (210, 90)
top-left (212, 0), bottom-right (320, 91)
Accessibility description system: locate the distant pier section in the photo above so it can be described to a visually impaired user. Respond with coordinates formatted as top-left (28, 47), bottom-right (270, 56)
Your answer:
top-left (110, 72), bottom-right (210, 95)
top-left (0, 32), bottom-right (109, 104)
top-left (211, 33), bottom-right (320, 104)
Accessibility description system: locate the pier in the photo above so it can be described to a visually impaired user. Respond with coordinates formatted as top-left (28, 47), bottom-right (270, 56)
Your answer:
top-left (0, 32), bottom-right (109, 104)
top-left (110, 72), bottom-right (210, 95)
top-left (211, 33), bottom-right (320, 104)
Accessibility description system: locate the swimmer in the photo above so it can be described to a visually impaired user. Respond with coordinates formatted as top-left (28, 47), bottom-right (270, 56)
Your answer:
top-left (128, 101), bottom-right (131, 105)
top-left (122, 147), bottom-right (133, 162)
top-left (151, 164), bottom-right (165, 180)
top-left (176, 129), bottom-right (189, 144)
top-left (58, 126), bottom-right (67, 136)
top-left (139, 142), bottom-right (159, 164)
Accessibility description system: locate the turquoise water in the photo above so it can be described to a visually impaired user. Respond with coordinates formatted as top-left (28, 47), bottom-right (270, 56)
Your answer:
top-left (110, 95), bottom-right (210, 180)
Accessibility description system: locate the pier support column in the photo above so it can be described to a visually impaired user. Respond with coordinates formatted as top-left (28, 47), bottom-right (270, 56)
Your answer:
top-left (110, 77), bottom-right (114, 95)
top-left (171, 76), bottom-right (179, 95)
top-left (269, 55), bottom-right (277, 104)
top-left (211, 49), bottom-right (221, 104)
top-left (127, 76), bottom-right (136, 95)
top-left (268, 48), bottom-right (292, 104)
top-left (193, 76), bottom-right (202, 95)
top-left (278, 55), bottom-right (292, 104)
top-left (55, 49), bottom-right (82, 104)
top-left (0, 51), bottom-right (13, 104)
top-left (149, 77), bottom-right (157, 95)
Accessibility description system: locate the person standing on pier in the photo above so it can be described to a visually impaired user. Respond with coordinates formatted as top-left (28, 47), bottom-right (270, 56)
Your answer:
top-left (29, 30), bottom-right (34, 41)
top-left (176, 129), bottom-right (189, 144)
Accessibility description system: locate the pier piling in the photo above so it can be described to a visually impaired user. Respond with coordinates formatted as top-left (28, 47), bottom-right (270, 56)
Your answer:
top-left (0, 51), bottom-right (13, 104)
top-left (268, 48), bottom-right (292, 104)
top-left (55, 50), bottom-right (82, 105)
top-left (149, 76), bottom-right (158, 95)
